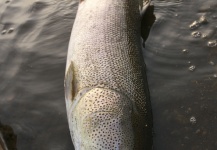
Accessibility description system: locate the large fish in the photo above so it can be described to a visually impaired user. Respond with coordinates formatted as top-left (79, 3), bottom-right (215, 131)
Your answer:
top-left (64, 0), bottom-right (153, 149)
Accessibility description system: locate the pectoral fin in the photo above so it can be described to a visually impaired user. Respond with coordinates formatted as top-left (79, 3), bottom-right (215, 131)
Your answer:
top-left (64, 62), bottom-right (75, 108)
top-left (140, 0), bottom-right (150, 15)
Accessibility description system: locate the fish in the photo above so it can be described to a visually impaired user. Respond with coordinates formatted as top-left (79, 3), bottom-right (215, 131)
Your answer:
top-left (64, 0), bottom-right (153, 149)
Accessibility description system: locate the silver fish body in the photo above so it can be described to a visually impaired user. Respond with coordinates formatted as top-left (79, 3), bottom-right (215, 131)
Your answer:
top-left (64, 0), bottom-right (153, 149)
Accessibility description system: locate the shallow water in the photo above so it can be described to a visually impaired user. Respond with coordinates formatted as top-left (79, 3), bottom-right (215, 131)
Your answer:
top-left (0, 0), bottom-right (216, 149)
top-left (0, 0), bottom-right (75, 149)
top-left (146, 0), bottom-right (217, 149)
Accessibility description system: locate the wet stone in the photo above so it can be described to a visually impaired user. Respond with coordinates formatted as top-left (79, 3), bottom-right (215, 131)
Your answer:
top-left (191, 31), bottom-right (202, 38)
top-left (189, 21), bottom-right (200, 30)
top-left (8, 28), bottom-right (14, 33)
top-left (207, 40), bottom-right (217, 47)
top-left (182, 49), bottom-right (189, 54)
top-left (189, 16), bottom-right (208, 30)
top-left (198, 15), bottom-right (208, 24)
top-left (202, 34), bottom-right (207, 38)
top-left (212, 15), bottom-right (217, 19)
top-left (1, 30), bottom-right (7, 35)
top-left (209, 61), bottom-right (215, 66)
top-left (190, 116), bottom-right (196, 124)
top-left (189, 65), bottom-right (196, 71)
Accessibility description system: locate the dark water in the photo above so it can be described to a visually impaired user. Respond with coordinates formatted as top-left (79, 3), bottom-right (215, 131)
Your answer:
top-left (0, 0), bottom-right (75, 149)
top-left (146, 0), bottom-right (217, 150)
top-left (0, 0), bottom-right (216, 150)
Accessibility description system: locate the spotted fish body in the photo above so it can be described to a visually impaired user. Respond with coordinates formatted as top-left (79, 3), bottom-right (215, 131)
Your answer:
top-left (64, 0), bottom-right (153, 149)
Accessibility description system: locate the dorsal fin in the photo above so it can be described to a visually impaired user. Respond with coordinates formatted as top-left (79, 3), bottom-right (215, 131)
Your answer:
top-left (64, 62), bottom-right (75, 108)
top-left (140, 0), bottom-right (151, 16)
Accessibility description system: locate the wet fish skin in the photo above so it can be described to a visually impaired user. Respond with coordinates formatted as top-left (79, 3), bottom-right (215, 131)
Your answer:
top-left (64, 0), bottom-right (153, 149)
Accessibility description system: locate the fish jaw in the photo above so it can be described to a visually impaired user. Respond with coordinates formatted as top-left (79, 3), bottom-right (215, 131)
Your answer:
top-left (68, 88), bottom-right (134, 150)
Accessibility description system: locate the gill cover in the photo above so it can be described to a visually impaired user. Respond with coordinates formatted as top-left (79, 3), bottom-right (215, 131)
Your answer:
top-left (71, 88), bottom-right (134, 150)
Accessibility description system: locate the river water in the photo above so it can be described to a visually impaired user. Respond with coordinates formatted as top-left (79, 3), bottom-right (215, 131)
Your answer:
top-left (0, 0), bottom-right (216, 150)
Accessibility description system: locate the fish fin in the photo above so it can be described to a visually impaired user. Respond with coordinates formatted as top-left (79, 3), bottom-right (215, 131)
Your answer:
top-left (140, 0), bottom-right (151, 17)
top-left (64, 62), bottom-right (75, 107)
top-left (141, 2), bottom-right (156, 41)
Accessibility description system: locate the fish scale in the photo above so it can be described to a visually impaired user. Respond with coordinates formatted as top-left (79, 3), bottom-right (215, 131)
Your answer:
top-left (64, 0), bottom-right (153, 149)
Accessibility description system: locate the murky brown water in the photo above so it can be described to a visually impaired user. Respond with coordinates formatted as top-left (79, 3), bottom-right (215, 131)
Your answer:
top-left (0, 0), bottom-right (216, 149)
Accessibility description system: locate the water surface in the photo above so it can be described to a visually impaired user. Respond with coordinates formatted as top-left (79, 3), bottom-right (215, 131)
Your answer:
top-left (146, 0), bottom-right (217, 149)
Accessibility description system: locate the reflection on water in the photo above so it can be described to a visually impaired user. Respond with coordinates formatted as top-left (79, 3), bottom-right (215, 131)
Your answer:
top-left (0, 0), bottom-right (216, 149)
